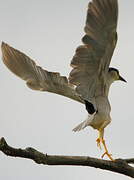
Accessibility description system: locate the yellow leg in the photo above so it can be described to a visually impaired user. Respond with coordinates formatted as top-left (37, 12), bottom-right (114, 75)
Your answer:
top-left (96, 129), bottom-right (114, 161)
top-left (96, 129), bottom-right (104, 149)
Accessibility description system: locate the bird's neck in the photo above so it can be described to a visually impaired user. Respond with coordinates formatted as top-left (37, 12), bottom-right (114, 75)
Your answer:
top-left (105, 76), bottom-right (115, 96)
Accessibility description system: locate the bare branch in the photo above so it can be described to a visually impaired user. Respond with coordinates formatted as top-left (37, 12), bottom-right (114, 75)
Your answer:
top-left (0, 137), bottom-right (134, 178)
top-left (123, 158), bottom-right (134, 164)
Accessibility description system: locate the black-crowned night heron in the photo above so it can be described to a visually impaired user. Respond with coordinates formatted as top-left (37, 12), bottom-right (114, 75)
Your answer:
top-left (1, 0), bottom-right (126, 161)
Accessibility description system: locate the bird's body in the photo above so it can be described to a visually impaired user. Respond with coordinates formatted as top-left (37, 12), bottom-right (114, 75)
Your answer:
top-left (1, 0), bottom-right (126, 160)
top-left (73, 68), bottom-right (120, 131)
top-left (73, 84), bottom-right (112, 131)
top-left (87, 96), bottom-right (111, 130)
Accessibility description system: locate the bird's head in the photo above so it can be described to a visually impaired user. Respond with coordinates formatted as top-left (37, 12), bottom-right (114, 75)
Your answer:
top-left (108, 67), bottom-right (127, 83)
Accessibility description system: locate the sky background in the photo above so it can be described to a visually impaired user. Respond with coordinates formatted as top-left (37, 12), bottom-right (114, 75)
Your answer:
top-left (0, 0), bottom-right (134, 179)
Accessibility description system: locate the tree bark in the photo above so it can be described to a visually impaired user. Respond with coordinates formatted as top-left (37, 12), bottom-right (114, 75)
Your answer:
top-left (0, 137), bottom-right (134, 178)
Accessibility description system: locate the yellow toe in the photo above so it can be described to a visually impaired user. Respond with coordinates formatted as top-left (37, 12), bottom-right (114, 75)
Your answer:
top-left (101, 151), bottom-right (114, 161)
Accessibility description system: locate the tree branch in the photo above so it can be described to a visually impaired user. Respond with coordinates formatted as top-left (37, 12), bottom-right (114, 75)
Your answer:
top-left (0, 137), bottom-right (134, 178)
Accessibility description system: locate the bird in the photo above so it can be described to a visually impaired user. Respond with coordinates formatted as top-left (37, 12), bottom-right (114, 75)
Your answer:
top-left (1, 0), bottom-right (126, 161)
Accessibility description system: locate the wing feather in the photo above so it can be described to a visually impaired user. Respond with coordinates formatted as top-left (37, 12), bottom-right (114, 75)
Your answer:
top-left (1, 42), bottom-right (83, 104)
top-left (69, 0), bottom-right (118, 100)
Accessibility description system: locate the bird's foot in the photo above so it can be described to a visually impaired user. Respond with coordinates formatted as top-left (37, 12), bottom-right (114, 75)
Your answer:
top-left (101, 151), bottom-right (114, 161)
top-left (96, 137), bottom-right (114, 161)
top-left (96, 138), bottom-right (102, 150)
top-left (96, 129), bottom-right (114, 161)
top-left (101, 139), bottom-right (114, 161)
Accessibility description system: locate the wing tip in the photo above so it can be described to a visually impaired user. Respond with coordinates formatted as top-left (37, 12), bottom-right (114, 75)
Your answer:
top-left (1, 41), bottom-right (6, 47)
top-left (1, 41), bottom-right (8, 50)
top-left (1, 42), bottom-right (12, 60)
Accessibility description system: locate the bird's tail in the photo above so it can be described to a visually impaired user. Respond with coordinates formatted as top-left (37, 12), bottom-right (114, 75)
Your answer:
top-left (72, 113), bottom-right (95, 132)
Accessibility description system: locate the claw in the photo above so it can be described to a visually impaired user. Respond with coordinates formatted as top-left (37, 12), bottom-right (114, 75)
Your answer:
top-left (101, 151), bottom-right (114, 161)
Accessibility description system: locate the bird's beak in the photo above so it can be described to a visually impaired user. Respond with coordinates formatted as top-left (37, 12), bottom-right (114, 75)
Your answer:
top-left (119, 75), bottom-right (127, 82)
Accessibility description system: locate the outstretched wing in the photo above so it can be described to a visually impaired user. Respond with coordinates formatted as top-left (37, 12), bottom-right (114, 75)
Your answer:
top-left (69, 0), bottom-right (118, 101)
top-left (1, 42), bottom-right (83, 104)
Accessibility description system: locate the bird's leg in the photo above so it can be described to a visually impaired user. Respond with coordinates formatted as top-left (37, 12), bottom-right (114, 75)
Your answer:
top-left (96, 129), bottom-right (104, 149)
top-left (96, 129), bottom-right (114, 161)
